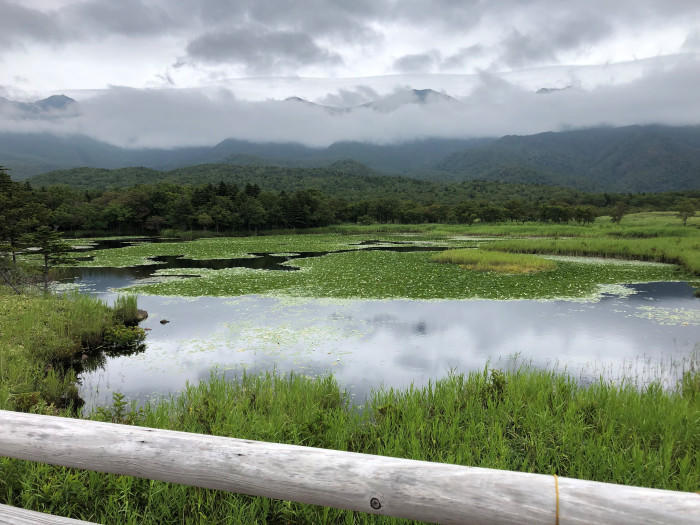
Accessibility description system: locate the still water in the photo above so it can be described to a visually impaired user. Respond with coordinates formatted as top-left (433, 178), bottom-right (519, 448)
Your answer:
top-left (62, 238), bottom-right (699, 408)
top-left (77, 281), bottom-right (699, 409)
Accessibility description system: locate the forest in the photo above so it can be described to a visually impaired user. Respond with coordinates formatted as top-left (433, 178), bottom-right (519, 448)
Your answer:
top-left (3, 164), bottom-right (698, 240)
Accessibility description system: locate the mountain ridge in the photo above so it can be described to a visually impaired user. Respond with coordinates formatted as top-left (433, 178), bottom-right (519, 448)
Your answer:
top-left (2, 124), bottom-right (700, 193)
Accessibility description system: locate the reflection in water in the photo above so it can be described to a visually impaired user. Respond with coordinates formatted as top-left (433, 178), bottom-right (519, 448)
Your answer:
top-left (80, 282), bottom-right (699, 410)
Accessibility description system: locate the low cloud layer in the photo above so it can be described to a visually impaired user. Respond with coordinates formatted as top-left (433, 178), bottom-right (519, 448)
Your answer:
top-left (1, 58), bottom-right (699, 148)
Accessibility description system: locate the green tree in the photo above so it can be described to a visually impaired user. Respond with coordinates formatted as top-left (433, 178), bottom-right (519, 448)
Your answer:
top-left (21, 226), bottom-right (73, 293)
top-left (197, 212), bottom-right (214, 231)
top-left (610, 202), bottom-right (627, 224)
top-left (677, 200), bottom-right (695, 226)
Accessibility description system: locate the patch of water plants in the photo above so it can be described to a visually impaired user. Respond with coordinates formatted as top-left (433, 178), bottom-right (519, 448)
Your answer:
top-left (64, 214), bottom-right (697, 300)
top-left (0, 366), bottom-right (697, 523)
top-left (126, 249), bottom-right (686, 300)
top-left (70, 234), bottom-right (448, 268)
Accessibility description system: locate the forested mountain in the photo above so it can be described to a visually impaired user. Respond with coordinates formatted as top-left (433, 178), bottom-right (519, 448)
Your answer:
top-left (24, 161), bottom-right (699, 212)
top-left (4, 125), bottom-right (700, 192)
top-left (437, 125), bottom-right (700, 192)
top-left (27, 161), bottom-right (548, 204)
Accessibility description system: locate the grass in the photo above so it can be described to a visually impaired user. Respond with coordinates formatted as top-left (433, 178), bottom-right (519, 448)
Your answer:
top-left (432, 249), bottom-right (557, 274)
top-left (485, 237), bottom-right (700, 275)
top-left (0, 367), bottom-right (697, 523)
top-left (0, 288), bottom-right (144, 412)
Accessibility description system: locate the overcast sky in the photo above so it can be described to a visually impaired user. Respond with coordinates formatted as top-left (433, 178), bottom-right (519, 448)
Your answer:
top-left (1, 0), bottom-right (699, 147)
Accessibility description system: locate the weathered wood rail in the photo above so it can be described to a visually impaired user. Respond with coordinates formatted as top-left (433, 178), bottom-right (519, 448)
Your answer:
top-left (0, 410), bottom-right (698, 524)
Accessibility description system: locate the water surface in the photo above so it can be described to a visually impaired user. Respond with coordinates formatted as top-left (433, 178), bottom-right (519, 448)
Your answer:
top-left (79, 281), bottom-right (699, 409)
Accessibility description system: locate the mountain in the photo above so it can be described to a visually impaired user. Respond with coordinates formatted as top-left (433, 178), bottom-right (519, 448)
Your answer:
top-left (359, 88), bottom-right (458, 112)
top-left (27, 161), bottom-right (611, 208)
top-left (0, 94), bottom-right (76, 116)
top-left (0, 131), bottom-right (480, 180)
top-left (3, 124), bottom-right (700, 193)
top-left (283, 96), bottom-right (348, 114)
top-left (436, 125), bottom-right (700, 192)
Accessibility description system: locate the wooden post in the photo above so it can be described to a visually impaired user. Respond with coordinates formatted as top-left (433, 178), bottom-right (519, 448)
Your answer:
top-left (0, 410), bottom-right (698, 524)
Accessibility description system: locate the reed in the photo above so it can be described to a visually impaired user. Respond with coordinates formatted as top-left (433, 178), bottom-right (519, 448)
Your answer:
top-left (432, 249), bottom-right (557, 273)
top-left (0, 367), bottom-right (696, 524)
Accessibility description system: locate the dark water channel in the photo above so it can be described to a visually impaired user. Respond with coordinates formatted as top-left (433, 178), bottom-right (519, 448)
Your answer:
top-left (61, 238), bottom-right (700, 409)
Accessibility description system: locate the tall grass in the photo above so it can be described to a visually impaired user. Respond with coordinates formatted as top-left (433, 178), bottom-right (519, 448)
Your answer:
top-left (0, 368), bottom-right (697, 524)
top-left (0, 288), bottom-right (142, 411)
top-left (485, 237), bottom-right (700, 274)
top-left (112, 295), bottom-right (139, 325)
top-left (432, 249), bottom-right (557, 273)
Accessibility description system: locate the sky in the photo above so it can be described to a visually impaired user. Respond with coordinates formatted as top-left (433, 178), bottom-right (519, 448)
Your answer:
top-left (1, 0), bottom-right (699, 147)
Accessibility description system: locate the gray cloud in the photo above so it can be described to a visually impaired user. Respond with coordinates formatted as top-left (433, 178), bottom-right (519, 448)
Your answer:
top-left (0, 0), bottom-right (64, 47)
top-left (684, 31), bottom-right (700, 51)
top-left (2, 57), bottom-right (699, 148)
top-left (498, 15), bottom-right (612, 68)
top-left (186, 29), bottom-right (343, 72)
top-left (3, 0), bottom-right (700, 81)
top-left (60, 0), bottom-right (176, 37)
top-left (393, 52), bottom-right (439, 73)
top-left (441, 45), bottom-right (485, 71)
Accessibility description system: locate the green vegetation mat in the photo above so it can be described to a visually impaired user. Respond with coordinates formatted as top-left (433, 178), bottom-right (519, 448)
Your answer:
top-left (1, 368), bottom-right (697, 524)
top-left (129, 250), bottom-right (684, 300)
top-left (72, 234), bottom-right (393, 267)
top-left (64, 213), bottom-right (698, 300)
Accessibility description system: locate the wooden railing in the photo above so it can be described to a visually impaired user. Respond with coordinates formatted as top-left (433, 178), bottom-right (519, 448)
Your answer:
top-left (0, 410), bottom-right (698, 524)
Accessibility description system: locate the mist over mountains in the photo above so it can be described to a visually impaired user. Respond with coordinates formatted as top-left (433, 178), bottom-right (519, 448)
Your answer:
top-left (2, 82), bottom-right (700, 193)
top-left (3, 123), bottom-right (699, 193)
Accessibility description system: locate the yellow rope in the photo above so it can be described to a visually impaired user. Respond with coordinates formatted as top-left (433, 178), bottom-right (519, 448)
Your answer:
top-left (553, 474), bottom-right (560, 525)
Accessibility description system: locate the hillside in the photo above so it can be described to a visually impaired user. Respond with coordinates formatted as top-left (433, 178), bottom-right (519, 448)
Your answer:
top-left (437, 125), bottom-right (700, 192)
top-left (28, 161), bottom-right (601, 206)
top-left (5, 125), bottom-right (700, 193)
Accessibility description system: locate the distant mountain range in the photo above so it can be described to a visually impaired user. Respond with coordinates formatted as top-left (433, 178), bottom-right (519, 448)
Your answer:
top-left (283, 88), bottom-right (458, 114)
top-left (0, 94), bottom-right (77, 117)
top-left (1, 91), bottom-right (699, 193)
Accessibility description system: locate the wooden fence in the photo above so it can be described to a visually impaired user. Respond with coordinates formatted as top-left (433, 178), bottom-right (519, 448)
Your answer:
top-left (0, 410), bottom-right (698, 524)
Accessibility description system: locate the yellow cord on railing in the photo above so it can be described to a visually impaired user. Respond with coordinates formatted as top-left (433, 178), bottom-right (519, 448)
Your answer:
top-left (553, 475), bottom-right (560, 525)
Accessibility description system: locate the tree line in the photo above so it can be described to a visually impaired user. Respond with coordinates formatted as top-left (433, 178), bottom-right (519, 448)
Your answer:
top-left (3, 166), bottom-right (699, 241)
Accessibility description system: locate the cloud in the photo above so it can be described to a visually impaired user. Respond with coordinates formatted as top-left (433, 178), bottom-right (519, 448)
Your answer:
top-left (2, 57), bottom-right (699, 148)
top-left (498, 15), bottom-right (612, 68)
top-left (317, 86), bottom-right (379, 107)
top-left (441, 45), bottom-right (485, 71)
top-left (186, 29), bottom-right (343, 73)
top-left (0, 0), bottom-right (64, 47)
top-left (684, 31), bottom-right (700, 51)
top-left (393, 52), bottom-right (439, 73)
top-left (60, 0), bottom-right (177, 37)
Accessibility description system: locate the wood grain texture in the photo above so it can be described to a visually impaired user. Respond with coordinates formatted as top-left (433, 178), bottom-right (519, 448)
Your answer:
top-left (0, 410), bottom-right (698, 524)
top-left (0, 504), bottom-right (99, 524)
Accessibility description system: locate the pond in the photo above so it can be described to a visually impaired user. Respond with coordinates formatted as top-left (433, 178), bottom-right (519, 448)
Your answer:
top-left (60, 237), bottom-right (699, 409)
